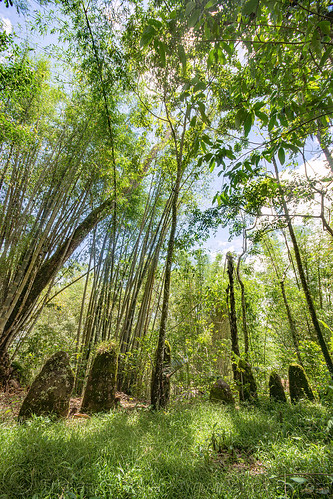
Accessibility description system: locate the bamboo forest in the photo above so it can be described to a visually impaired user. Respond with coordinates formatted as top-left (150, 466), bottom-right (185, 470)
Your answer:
top-left (0, 0), bottom-right (333, 497)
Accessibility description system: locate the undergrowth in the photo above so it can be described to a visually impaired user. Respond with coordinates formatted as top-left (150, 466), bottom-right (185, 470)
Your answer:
top-left (0, 400), bottom-right (332, 498)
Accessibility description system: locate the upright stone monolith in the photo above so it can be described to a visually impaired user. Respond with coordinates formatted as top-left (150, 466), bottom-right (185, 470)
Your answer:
top-left (269, 372), bottom-right (287, 403)
top-left (161, 340), bottom-right (171, 408)
top-left (210, 378), bottom-right (235, 404)
top-left (18, 351), bottom-right (74, 421)
top-left (237, 358), bottom-right (258, 403)
top-left (289, 363), bottom-right (315, 403)
top-left (80, 342), bottom-right (118, 414)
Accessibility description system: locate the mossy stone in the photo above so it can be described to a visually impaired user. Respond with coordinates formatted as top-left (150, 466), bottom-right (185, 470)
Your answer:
top-left (81, 343), bottom-right (118, 414)
top-left (288, 363), bottom-right (315, 403)
top-left (18, 351), bottom-right (74, 421)
top-left (269, 372), bottom-right (287, 403)
top-left (236, 359), bottom-right (258, 403)
top-left (161, 340), bottom-right (171, 408)
top-left (210, 379), bottom-right (235, 404)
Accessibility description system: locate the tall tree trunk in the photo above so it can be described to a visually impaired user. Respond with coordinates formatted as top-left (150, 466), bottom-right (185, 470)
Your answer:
top-left (226, 252), bottom-right (240, 380)
top-left (280, 280), bottom-right (303, 365)
top-left (236, 230), bottom-right (249, 358)
top-left (150, 104), bottom-right (188, 409)
top-left (150, 185), bottom-right (180, 409)
top-left (263, 237), bottom-right (303, 364)
top-left (272, 156), bottom-right (333, 379)
top-left (0, 140), bottom-right (167, 387)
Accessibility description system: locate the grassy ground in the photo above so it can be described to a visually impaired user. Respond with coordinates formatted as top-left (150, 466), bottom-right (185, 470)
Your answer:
top-left (0, 399), bottom-right (332, 499)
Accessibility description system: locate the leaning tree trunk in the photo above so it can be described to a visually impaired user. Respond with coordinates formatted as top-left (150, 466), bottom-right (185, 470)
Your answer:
top-left (272, 156), bottom-right (333, 379)
top-left (0, 140), bottom-right (167, 388)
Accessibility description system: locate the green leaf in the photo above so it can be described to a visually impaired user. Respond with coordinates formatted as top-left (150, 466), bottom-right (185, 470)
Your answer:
top-left (278, 147), bottom-right (285, 165)
top-left (201, 134), bottom-right (212, 145)
top-left (217, 48), bottom-right (226, 65)
top-left (179, 91), bottom-right (189, 102)
top-left (268, 115), bottom-right (276, 132)
top-left (320, 48), bottom-right (332, 67)
top-left (148, 19), bottom-right (163, 29)
top-left (178, 45), bottom-right (186, 70)
top-left (198, 101), bottom-right (209, 124)
top-left (310, 30), bottom-right (322, 57)
top-left (253, 101), bottom-right (265, 111)
top-left (193, 81), bottom-right (206, 93)
top-left (244, 112), bottom-right (253, 136)
top-left (158, 42), bottom-right (166, 67)
top-left (318, 21), bottom-right (331, 35)
top-left (255, 110), bottom-right (268, 124)
top-left (290, 477), bottom-right (307, 485)
top-left (192, 137), bottom-right (199, 155)
top-left (235, 108), bottom-right (247, 128)
top-left (190, 116), bottom-right (197, 127)
top-left (221, 41), bottom-right (233, 56)
top-left (185, 1), bottom-right (196, 17)
top-left (140, 25), bottom-right (156, 47)
top-left (205, 0), bottom-right (216, 9)
top-left (278, 112), bottom-right (288, 127)
top-left (207, 48), bottom-right (216, 68)
top-left (188, 8), bottom-right (201, 28)
top-left (242, 0), bottom-right (258, 16)
top-left (318, 319), bottom-right (333, 333)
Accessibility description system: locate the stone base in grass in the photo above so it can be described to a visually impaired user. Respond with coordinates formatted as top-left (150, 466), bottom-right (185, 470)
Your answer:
top-left (18, 351), bottom-right (74, 421)
top-left (210, 379), bottom-right (235, 404)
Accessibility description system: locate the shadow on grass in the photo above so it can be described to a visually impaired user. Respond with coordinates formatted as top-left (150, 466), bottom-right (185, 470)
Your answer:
top-left (0, 401), bottom-right (332, 498)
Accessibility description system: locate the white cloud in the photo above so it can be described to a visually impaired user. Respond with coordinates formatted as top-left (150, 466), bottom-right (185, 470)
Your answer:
top-left (283, 153), bottom-right (332, 181)
top-left (1, 17), bottom-right (12, 34)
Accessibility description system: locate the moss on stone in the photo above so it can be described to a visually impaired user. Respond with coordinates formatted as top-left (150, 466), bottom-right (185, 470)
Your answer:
top-left (161, 340), bottom-right (171, 408)
top-left (269, 372), bottom-right (287, 403)
top-left (18, 351), bottom-right (74, 421)
top-left (80, 343), bottom-right (118, 414)
top-left (210, 379), bottom-right (235, 404)
top-left (236, 359), bottom-right (258, 403)
top-left (288, 363), bottom-right (315, 404)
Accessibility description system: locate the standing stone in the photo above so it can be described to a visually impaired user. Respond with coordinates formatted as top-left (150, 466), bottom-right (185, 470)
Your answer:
top-left (18, 351), bottom-right (74, 421)
top-left (161, 340), bottom-right (171, 408)
top-left (237, 358), bottom-right (258, 403)
top-left (289, 363), bottom-right (315, 403)
top-left (80, 343), bottom-right (118, 414)
top-left (210, 379), bottom-right (235, 404)
top-left (269, 372), bottom-right (287, 403)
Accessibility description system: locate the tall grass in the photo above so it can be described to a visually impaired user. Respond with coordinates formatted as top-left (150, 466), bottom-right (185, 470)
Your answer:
top-left (0, 400), bottom-right (332, 498)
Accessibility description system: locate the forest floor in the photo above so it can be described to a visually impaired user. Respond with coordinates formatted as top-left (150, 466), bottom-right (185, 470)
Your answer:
top-left (0, 388), bottom-right (148, 424)
top-left (0, 393), bottom-right (332, 499)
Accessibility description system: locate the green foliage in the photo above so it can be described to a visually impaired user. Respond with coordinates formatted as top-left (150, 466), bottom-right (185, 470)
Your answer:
top-left (0, 402), bottom-right (332, 498)
top-left (298, 340), bottom-right (331, 397)
top-left (12, 276), bottom-right (86, 383)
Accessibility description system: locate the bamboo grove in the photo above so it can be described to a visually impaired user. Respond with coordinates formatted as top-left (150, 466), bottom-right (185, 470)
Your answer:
top-left (0, 0), bottom-right (332, 405)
